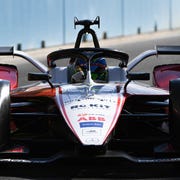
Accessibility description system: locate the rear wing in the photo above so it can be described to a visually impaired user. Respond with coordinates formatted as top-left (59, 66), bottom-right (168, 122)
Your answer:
top-left (127, 46), bottom-right (180, 72)
top-left (0, 46), bottom-right (48, 73)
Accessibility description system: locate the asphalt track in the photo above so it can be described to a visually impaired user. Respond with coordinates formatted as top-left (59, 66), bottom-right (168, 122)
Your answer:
top-left (1, 29), bottom-right (180, 179)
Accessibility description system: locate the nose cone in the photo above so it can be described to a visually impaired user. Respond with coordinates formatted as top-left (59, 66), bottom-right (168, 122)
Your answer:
top-left (58, 84), bottom-right (126, 145)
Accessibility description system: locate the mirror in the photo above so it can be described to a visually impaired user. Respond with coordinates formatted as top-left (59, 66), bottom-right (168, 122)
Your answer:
top-left (127, 72), bottom-right (150, 81)
top-left (28, 72), bottom-right (51, 81)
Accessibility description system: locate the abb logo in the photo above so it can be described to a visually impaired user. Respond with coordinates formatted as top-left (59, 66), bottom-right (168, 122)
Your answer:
top-left (78, 116), bottom-right (105, 122)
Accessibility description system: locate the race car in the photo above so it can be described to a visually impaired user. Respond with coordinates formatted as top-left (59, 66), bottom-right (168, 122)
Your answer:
top-left (0, 17), bottom-right (180, 176)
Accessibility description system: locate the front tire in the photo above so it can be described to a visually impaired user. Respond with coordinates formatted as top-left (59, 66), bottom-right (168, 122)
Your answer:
top-left (0, 80), bottom-right (10, 150)
top-left (169, 79), bottom-right (180, 149)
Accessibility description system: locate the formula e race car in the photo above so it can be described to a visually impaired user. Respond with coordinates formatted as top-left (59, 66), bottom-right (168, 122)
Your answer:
top-left (0, 17), bottom-right (180, 177)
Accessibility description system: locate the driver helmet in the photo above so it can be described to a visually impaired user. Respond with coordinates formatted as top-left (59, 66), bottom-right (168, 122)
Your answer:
top-left (90, 58), bottom-right (108, 82)
top-left (71, 57), bottom-right (108, 82)
top-left (75, 58), bottom-right (87, 71)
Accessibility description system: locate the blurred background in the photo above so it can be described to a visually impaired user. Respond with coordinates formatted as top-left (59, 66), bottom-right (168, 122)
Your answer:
top-left (0, 0), bottom-right (179, 50)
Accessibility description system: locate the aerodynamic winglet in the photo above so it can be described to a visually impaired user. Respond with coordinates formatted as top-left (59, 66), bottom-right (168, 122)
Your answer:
top-left (0, 46), bottom-right (14, 55)
top-left (157, 46), bottom-right (180, 54)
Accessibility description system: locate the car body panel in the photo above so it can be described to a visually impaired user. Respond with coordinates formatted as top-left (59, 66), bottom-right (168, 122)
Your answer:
top-left (58, 83), bottom-right (126, 145)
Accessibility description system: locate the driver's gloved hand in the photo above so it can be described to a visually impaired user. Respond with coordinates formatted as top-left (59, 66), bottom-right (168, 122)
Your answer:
top-left (71, 70), bottom-right (85, 83)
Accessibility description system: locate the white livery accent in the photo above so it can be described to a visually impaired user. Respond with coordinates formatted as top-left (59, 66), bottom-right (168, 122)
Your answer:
top-left (58, 84), bottom-right (125, 145)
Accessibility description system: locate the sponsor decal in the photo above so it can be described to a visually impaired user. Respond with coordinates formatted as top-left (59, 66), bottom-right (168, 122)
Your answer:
top-left (77, 113), bottom-right (105, 117)
top-left (80, 122), bottom-right (103, 128)
top-left (85, 138), bottom-right (99, 144)
top-left (82, 129), bottom-right (101, 136)
top-left (78, 116), bottom-right (105, 122)
top-left (62, 93), bottom-right (117, 105)
top-left (71, 104), bottom-right (110, 109)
